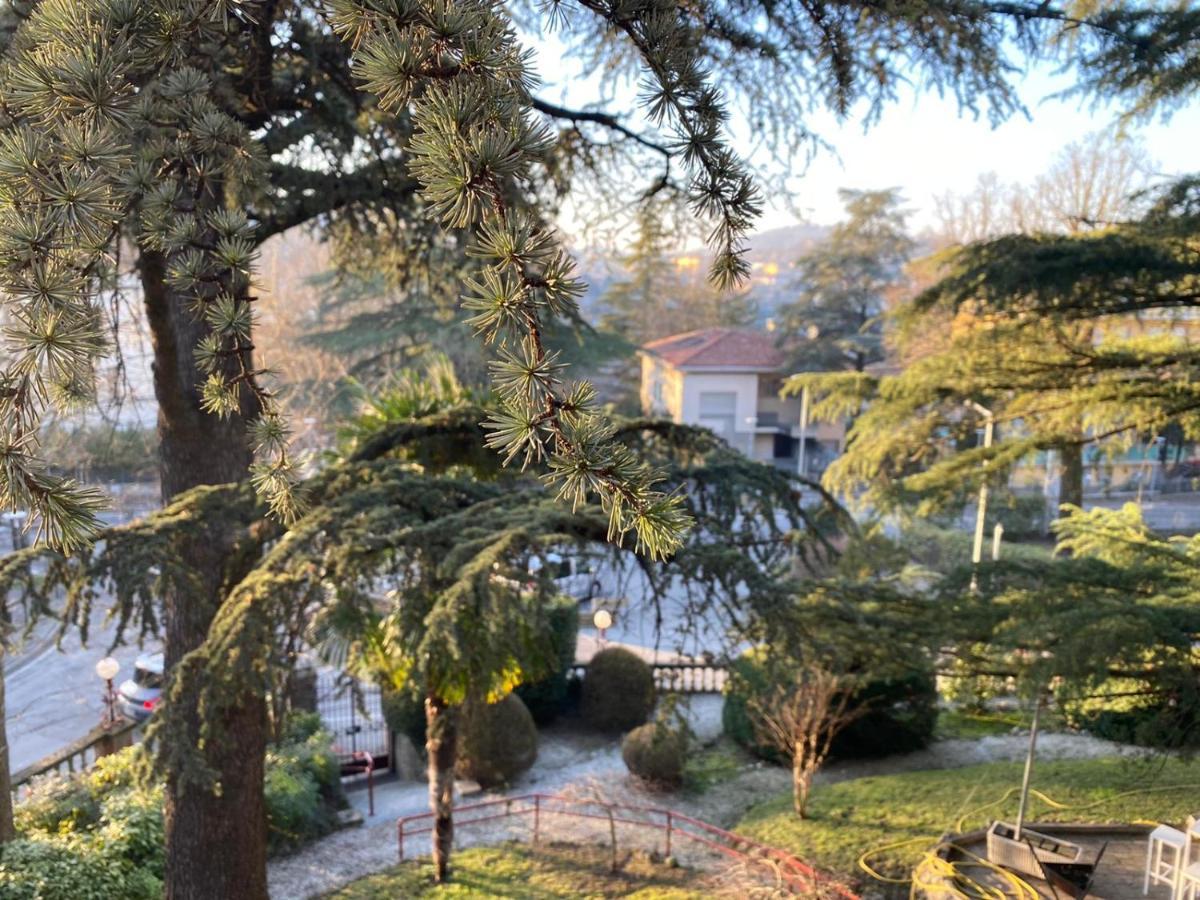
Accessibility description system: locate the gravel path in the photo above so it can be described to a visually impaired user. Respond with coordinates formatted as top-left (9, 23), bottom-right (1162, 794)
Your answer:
top-left (267, 706), bottom-right (1131, 899)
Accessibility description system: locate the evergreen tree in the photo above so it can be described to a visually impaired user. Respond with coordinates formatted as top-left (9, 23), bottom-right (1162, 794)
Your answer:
top-left (789, 138), bottom-right (1188, 519)
top-left (0, 0), bottom-right (1188, 890)
top-left (601, 204), bottom-right (758, 344)
top-left (934, 504), bottom-right (1200, 720)
top-left (1, 390), bottom-right (847, 881)
top-left (777, 188), bottom-right (913, 373)
top-left (599, 204), bottom-right (680, 343)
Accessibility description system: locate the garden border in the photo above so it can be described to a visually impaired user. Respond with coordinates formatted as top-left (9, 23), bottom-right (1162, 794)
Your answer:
top-left (395, 792), bottom-right (859, 898)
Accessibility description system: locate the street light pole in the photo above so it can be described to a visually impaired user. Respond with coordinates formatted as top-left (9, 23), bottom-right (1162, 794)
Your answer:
top-left (967, 401), bottom-right (994, 591)
top-left (95, 657), bottom-right (120, 729)
top-left (592, 608), bottom-right (613, 647)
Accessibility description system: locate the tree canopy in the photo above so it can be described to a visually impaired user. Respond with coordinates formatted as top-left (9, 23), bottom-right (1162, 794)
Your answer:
top-left (777, 187), bottom-right (912, 374)
top-left (789, 140), bottom-right (1200, 517)
top-left (0, 0), bottom-right (1187, 553)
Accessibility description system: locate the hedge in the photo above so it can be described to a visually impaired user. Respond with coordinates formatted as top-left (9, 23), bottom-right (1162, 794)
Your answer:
top-left (3, 713), bottom-right (345, 891)
top-left (1065, 677), bottom-right (1200, 750)
top-left (722, 648), bottom-right (938, 762)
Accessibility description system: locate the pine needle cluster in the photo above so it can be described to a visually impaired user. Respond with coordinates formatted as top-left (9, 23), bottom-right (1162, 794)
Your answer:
top-left (0, 0), bottom-right (302, 548)
top-left (325, 0), bottom-right (747, 558)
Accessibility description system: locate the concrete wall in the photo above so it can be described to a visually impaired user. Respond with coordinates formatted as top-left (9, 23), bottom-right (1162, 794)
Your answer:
top-left (679, 371), bottom-right (760, 429)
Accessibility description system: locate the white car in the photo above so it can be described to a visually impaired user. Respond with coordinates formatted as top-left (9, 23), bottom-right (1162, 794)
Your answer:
top-left (118, 652), bottom-right (164, 722)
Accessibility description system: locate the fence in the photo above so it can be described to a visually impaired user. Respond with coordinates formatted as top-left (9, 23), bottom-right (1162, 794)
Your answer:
top-left (315, 669), bottom-right (391, 764)
top-left (570, 661), bottom-right (728, 694)
top-left (11, 718), bottom-right (138, 799)
top-left (396, 793), bottom-right (859, 899)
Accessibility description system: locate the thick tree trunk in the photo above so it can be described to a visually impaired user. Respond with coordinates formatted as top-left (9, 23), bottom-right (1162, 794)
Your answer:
top-left (425, 693), bottom-right (458, 883)
top-left (0, 648), bottom-right (13, 844)
top-left (140, 249), bottom-right (269, 900)
top-left (1058, 442), bottom-right (1084, 512)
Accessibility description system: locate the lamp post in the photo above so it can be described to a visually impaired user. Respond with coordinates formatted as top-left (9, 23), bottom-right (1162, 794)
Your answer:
top-left (592, 608), bottom-right (613, 646)
top-left (967, 400), bottom-right (994, 592)
top-left (95, 657), bottom-right (120, 728)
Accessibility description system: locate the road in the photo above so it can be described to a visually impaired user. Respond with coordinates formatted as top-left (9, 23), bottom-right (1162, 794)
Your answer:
top-left (3, 496), bottom-right (161, 774)
top-left (5, 603), bottom-right (160, 773)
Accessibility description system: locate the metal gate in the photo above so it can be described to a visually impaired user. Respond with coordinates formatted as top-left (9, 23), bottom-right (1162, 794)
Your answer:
top-left (315, 670), bottom-right (391, 763)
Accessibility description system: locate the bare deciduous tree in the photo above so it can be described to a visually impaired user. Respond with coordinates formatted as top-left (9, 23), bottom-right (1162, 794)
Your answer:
top-left (933, 131), bottom-right (1156, 245)
top-left (750, 667), bottom-right (866, 818)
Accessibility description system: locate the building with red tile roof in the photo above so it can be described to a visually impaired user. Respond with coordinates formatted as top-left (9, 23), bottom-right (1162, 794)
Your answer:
top-left (638, 328), bottom-right (845, 475)
top-left (640, 328), bottom-right (786, 372)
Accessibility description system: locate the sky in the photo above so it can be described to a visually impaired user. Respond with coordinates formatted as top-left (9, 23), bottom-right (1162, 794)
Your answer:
top-left (531, 32), bottom-right (1200, 236)
top-left (751, 66), bottom-right (1200, 232)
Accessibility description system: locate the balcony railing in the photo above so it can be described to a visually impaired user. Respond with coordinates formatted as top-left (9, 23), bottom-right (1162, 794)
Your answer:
top-left (11, 718), bottom-right (139, 800)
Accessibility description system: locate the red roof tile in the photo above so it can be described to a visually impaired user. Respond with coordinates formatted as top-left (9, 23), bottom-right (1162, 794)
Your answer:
top-left (641, 328), bottom-right (784, 370)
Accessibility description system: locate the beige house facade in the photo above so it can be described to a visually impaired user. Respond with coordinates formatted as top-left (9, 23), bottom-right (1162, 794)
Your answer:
top-left (639, 328), bottom-right (844, 475)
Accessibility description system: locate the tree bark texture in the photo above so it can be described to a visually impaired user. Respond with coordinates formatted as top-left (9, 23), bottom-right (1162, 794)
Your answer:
top-left (792, 746), bottom-right (810, 819)
top-left (1058, 442), bottom-right (1084, 511)
top-left (141, 249), bottom-right (269, 900)
top-left (0, 649), bottom-right (14, 844)
top-left (425, 693), bottom-right (458, 883)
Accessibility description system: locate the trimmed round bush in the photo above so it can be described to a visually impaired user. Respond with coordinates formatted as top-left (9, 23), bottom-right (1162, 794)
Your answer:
top-left (455, 693), bottom-right (538, 788)
top-left (581, 647), bottom-right (656, 733)
top-left (722, 648), bottom-right (938, 762)
top-left (622, 722), bottom-right (687, 789)
top-left (515, 595), bottom-right (581, 724)
top-left (832, 669), bottom-right (939, 759)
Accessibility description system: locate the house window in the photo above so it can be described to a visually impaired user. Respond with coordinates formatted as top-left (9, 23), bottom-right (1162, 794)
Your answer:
top-left (698, 391), bottom-right (737, 440)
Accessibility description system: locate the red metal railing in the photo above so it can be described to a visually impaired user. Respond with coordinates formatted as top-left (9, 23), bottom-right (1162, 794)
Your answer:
top-left (396, 793), bottom-right (859, 899)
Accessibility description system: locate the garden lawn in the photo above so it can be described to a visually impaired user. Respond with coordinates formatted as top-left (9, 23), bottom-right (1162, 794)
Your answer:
top-left (933, 707), bottom-right (1068, 740)
top-left (324, 842), bottom-right (709, 898)
top-left (736, 756), bottom-right (1200, 885)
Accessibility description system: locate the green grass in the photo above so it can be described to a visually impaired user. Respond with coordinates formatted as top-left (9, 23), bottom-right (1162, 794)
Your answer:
top-left (934, 708), bottom-right (1036, 739)
top-left (325, 842), bottom-right (709, 898)
top-left (682, 741), bottom-right (744, 795)
top-left (935, 708), bottom-right (1024, 740)
top-left (935, 704), bottom-right (1071, 740)
top-left (736, 756), bottom-right (1200, 885)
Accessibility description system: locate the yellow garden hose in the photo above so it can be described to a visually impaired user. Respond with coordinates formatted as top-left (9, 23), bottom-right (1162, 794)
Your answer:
top-left (854, 782), bottom-right (1200, 899)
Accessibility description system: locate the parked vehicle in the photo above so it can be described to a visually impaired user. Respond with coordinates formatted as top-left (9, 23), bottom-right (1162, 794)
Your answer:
top-left (527, 550), bottom-right (604, 605)
top-left (117, 652), bottom-right (164, 722)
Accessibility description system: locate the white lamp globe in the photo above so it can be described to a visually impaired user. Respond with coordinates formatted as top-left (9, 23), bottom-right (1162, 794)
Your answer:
top-left (592, 608), bottom-right (613, 631)
top-left (95, 657), bottom-right (120, 681)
